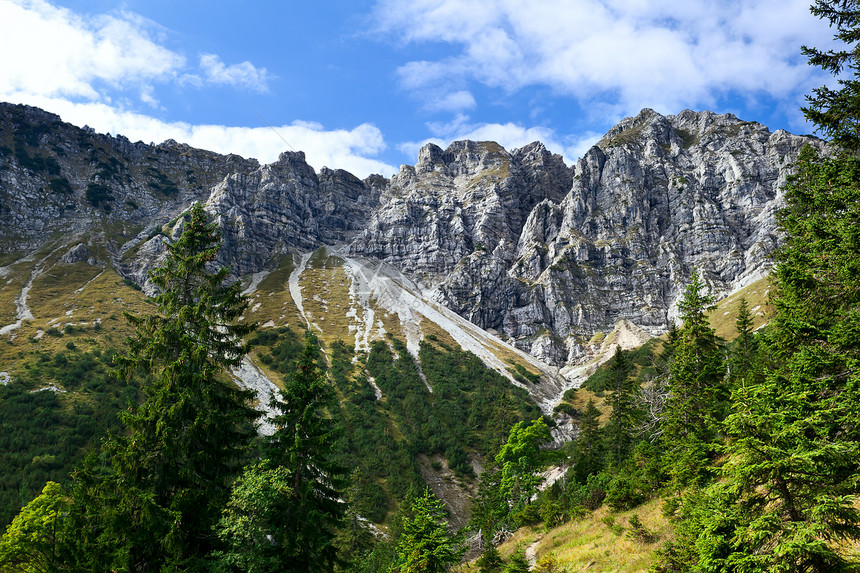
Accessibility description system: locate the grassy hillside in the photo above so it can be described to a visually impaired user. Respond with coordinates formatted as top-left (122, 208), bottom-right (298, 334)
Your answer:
top-left (0, 243), bottom-right (550, 528)
top-left (461, 497), bottom-right (672, 572)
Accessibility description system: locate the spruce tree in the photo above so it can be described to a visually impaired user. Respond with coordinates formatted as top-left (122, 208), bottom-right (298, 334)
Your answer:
top-left (801, 0), bottom-right (860, 150)
top-left (727, 297), bottom-right (758, 385)
top-left (262, 332), bottom-right (346, 572)
top-left (662, 269), bottom-right (725, 489)
top-left (572, 400), bottom-right (604, 484)
top-left (71, 203), bottom-right (260, 571)
top-left (603, 347), bottom-right (638, 467)
top-left (392, 489), bottom-right (465, 573)
top-left (719, 146), bottom-right (860, 572)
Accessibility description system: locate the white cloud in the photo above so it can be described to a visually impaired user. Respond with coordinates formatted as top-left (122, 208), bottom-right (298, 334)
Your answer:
top-left (0, 0), bottom-right (182, 102)
top-left (8, 95), bottom-right (396, 178)
top-left (425, 90), bottom-right (476, 112)
top-left (0, 1), bottom-right (395, 178)
top-left (375, 0), bottom-right (835, 118)
top-left (0, 0), bottom-right (272, 106)
top-left (198, 54), bottom-right (271, 93)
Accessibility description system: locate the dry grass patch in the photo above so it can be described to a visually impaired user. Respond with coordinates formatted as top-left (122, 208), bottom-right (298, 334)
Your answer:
top-left (419, 318), bottom-right (462, 350)
top-left (0, 266), bottom-right (151, 374)
top-left (531, 499), bottom-right (670, 572)
top-left (244, 255), bottom-right (304, 329)
top-left (299, 253), bottom-right (355, 348)
top-left (709, 276), bottom-right (771, 341)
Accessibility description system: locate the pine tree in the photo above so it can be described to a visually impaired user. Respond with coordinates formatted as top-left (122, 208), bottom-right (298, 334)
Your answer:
top-left (262, 332), bottom-right (346, 572)
top-left (801, 0), bottom-right (860, 150)
top-left (662, 269), bottom-right (725, 489)
top-left (70, 203), bottom-right (260, 571)
top-left (392, 489), bottom-right (465, 573)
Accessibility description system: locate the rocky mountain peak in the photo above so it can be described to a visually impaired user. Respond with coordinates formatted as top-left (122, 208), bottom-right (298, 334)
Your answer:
top-left (0, 102), bottom-right (825, 373)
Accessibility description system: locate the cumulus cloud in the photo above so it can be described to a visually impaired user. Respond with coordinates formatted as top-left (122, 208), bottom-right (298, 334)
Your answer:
top-left (399, 114), bottom-right (582, 163)
top-left (0, 0), bottom-right (272, 103)
top-left (425, 90), bottom-right (476, 112)
top-left (0, 0), bottom-right (183, 102)
top-left (375, 0), bottom-right (835, 125)
top-left (0, 0), bottom-right (395, 177)
top-left (198, 54), bottom-right (271, 92)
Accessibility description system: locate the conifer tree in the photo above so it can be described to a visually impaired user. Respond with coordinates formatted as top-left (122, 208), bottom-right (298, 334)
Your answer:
top-left (727, 297), bottom-right (758, 385)
top-left (70, 203), bottom-right (260, 571)
top-left (662, 269), bottom-right (725, 489)
top-left (392, 488), bottom-right (464, 573)
top-left (719, 145), bottom-right (860, 572)
top-left (572, 399), bottom-right (604, 484)
top-left (603, 347), bottom-right (639, 467)
top-left (801, 0), bottom-right (860, 150)
top-left (262, 332), bottom-right (346, 572)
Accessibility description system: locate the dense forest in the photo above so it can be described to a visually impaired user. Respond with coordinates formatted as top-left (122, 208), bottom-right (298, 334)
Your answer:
top-left (2, 1), bottom-right (860, 571)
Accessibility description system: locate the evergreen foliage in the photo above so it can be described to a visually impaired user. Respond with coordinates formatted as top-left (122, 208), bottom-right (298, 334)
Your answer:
top-left (603, 347), bottom-right (640, 467)
top-left (716, 146), bottom-right (860, 572)
top-left (392, 489), bottom-right (465, 573)
top-left (662, 269), bottom-right (725, 489)
top-left (0, 349), bottom-right (135, 527)
top-left (571, 399), bottom-right (604, 484)
top-left (68, 203), bottom-right (260, 571)
top-left (801, 0), bottom-right (860, 150)
top-left (262, 332), bottom-right (347, 572)
top-left (727, 297), bottom-right (758, 385)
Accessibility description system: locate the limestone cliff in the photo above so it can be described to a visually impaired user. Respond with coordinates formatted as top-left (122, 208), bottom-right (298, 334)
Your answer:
top-left (0, 103), bottom-right (823, 371)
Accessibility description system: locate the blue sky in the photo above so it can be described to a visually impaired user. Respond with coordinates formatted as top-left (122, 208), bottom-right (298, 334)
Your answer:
top-left (0, 0), bottom-right (837, 177)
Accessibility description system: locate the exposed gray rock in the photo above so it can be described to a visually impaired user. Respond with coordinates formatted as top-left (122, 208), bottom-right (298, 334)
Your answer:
top-left (0, 102), bottom-right (824, 369)
top-left (205, 151), bottom-right (380, 277)
top-left (60, 243), bottom-right (90, 264)
top-left (349, 110), bottom-right (822, 365)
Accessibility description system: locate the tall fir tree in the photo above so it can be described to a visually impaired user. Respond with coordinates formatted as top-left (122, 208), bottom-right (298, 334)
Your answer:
top-left (262, 332), bottom-right (347, 572)
top-left (662, 269), bottom-right (725, 489)
top-left (719, 145), bottom-right (860, 572)
top-left (728, 297), bottom-right (758, 385)
top-left (69, 203), bottom-right (260, 571)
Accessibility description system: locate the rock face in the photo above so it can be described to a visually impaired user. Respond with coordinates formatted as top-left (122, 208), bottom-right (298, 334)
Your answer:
top-left (349, 110), bottom-right (820, 364)
top-left (0, 104), bottom-right (259, 256)
top-left (0, 103), bottom-right (823, 369)
top-left (206, 152), bottom-right (380, 277)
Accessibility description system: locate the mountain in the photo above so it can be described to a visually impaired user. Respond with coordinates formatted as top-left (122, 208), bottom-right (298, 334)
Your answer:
top-left (2, 104), bottom-right (819, 367)
top-left (0, 102), bottom-right (821, 525)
